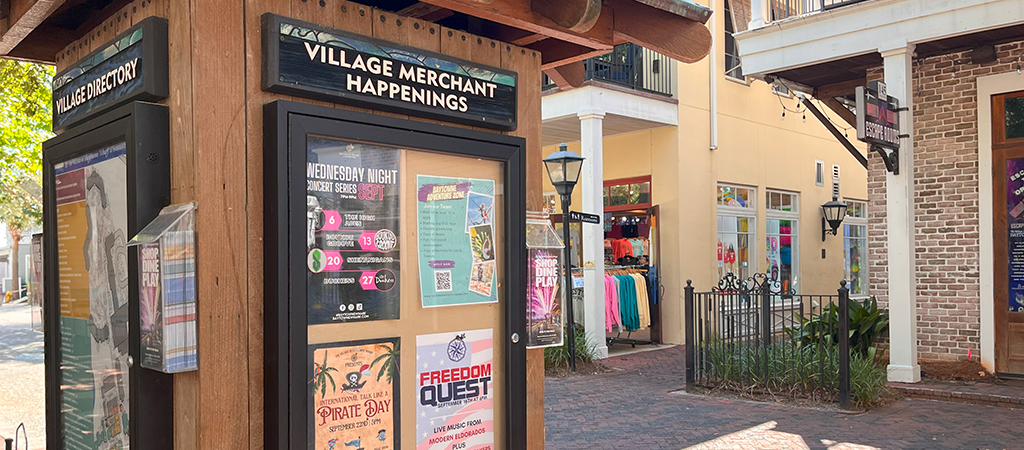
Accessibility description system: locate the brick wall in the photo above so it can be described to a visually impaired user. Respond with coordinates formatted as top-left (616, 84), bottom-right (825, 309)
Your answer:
top-left (867, 40), bottom-right (1024, 361)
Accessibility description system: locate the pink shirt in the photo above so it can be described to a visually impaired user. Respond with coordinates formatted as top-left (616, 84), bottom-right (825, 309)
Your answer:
top-left (605, 275), bottom-right (622, 332)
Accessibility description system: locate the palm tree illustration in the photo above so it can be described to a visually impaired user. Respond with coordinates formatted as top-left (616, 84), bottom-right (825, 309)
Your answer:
top-left (312, 351), bottom-right (339, 399)
top-left (370, 340), bottom-right (400, 384)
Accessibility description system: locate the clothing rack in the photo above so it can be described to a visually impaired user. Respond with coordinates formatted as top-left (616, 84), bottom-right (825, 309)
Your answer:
top-left (605, 266), bottom-right (655, 349)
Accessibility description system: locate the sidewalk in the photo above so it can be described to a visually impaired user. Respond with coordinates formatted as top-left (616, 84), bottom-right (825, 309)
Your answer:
top-left (0, 303), bottom-right (45, 448)
top-left (545, 346), bottom-right (1023, 449)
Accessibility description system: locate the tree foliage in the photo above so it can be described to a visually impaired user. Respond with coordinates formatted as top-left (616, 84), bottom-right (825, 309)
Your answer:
top-left (0, 60), bottom-right (53, 234)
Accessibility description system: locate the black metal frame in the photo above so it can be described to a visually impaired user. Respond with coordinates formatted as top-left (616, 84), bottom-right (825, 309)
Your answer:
top-left (42, 101), bottom-right (173, 449)
top-left (684, 274), bottom-right (851, 408)
top-left (52, 17), bottom-right (169, 132)
top-left (263, 100), bottom-right (527, 449)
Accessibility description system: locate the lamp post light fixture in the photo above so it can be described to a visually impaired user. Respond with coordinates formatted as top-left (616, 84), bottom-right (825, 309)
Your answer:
top-left (543, 143), bottom-right (584, 372)
top-left (821, 194), bottom-right (849, 241)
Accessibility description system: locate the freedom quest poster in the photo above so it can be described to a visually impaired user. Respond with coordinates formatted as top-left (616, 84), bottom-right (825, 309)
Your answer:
top-left (416, 176), bottom-right (499, 307)
top-left (306, 138), bottom-right (401, 324)
top-left (416, 329), bottom-right (494, 450)
top-left (1008, 158), bottom-right (1024, 312)
top-left (309, 338), bottom-right (400, 450)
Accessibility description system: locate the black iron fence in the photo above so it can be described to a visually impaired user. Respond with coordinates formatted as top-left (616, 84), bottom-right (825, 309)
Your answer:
top-left (769, 0), bottom-right (872, 22)
top-left (542, 43), bottom-right (674, 97)
top-left (684, 273), bottom-right (852, 407)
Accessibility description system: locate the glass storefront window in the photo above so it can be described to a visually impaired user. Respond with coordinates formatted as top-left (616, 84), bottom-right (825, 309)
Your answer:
top-left (604, 177), bottom-right (653, 211)
top-left (717, 184), bottom-right (754, 209)
top-left (844, 200), bottom-right (868, 296)
top-left (609, 184), bottom-right (629, 206)
top-left (766, 218), bottom-right (798, 294)
top-left (1006, 96), bottom-right (1024, 140)
top-left (766, 190), bottom-right (798, 213)
top-left (718, 215), bottom-right (756, 281)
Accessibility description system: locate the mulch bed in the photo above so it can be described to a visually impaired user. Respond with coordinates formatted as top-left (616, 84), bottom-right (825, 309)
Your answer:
top-left (919, 359), bottom-right (1001, 383)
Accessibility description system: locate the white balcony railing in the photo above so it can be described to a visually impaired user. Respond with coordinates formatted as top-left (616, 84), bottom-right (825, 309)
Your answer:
top-left (750, 0), bottom-right (873, 27)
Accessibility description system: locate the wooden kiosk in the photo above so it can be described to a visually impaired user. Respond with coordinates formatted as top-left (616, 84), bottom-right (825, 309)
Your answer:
top-left (10, 0), bottom-right (710, 448)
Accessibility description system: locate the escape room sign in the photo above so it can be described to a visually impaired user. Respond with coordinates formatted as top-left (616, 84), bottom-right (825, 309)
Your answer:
top-left (261, 13), bottom-right (518, 131)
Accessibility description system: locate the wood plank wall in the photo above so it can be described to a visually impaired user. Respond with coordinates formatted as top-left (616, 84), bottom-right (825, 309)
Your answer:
top-left (53, 0), bottom-right (546, 448)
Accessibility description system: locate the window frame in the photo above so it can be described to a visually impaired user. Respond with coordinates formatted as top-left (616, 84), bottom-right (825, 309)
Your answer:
top-left (716, 183), bottom-right (758, 282)
top-left (603, 175), bottom-right (653, 212)
top-left (765, 189), bottom-right (799, 294)
top-left (723, 0), bottom-right (744, 81)
top-left (843, 199), bottom-right (869, 297)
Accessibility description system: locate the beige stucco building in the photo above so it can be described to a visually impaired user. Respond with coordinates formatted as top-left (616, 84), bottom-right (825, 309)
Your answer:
top-left (539, 0), bottom-right (869, 357)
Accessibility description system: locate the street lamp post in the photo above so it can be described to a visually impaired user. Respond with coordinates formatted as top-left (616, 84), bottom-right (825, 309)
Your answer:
top-left (543, 143), bottom-right (584, 372)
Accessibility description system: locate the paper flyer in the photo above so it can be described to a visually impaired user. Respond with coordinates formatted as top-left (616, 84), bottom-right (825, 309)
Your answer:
top-left (416, 176), bottom-right (499, 307)
top-left (309, 338), bottom-right (400, 450)
top-left (416, 329), bottom-right (494, 450)
top-left (306, 138), bottom-right (402, 324)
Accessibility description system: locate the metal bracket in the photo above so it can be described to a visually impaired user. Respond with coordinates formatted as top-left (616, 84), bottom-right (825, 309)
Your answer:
top-left (871, 145), bottom-right (899, 175)
top-left (895, 107), bottom-right (910, 112)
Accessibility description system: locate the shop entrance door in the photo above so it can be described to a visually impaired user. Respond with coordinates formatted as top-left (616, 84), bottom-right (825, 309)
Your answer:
top-left (993, 90), bottom-right (1024, 375)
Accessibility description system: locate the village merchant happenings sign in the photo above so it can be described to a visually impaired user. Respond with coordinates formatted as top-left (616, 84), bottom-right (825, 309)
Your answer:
top-left (52, 17), bottom-right (169, 131)
top-left (262, 13), bottom-right (518, 131)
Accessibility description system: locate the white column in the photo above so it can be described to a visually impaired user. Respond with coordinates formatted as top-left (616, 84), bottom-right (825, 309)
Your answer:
top-left (749, 0), bottom-right (766, 29)
top-left (881, 42), bottom-right (920, 383)
top-left (579, 110), bottom-right (608, 359)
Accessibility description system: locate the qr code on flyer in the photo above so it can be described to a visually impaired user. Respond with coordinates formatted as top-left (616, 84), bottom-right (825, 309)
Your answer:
top-left (434, 270), bottom-right (453, 292)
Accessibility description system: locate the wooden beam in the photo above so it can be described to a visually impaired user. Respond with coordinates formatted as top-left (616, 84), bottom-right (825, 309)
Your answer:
top-left (416, 0), bottom-right (614, 50)
top-left (605, 0), bottom-right (710, 64)
top-left (397, 3), bottom-right (442, 17)
top-left (815, 78), bottom-right (865, 99)
top-left (0, 0), bottom-right (66, 56)
top-left (801, 95), bottom-right (868, 169)
top-left (632, 0), bottom-right (712, 23)
top-left (531, 0), bottom-right (602, 33)
top-left (822, 97), bottom-right (857, 128)
top-left (543, 61), bottom-right (585, 89)
top-left (397, 3), bottom-right (453, 21)
top-left (527, 38), bottom-right (608, 70)
top-left (512, 34), bottom-right (547, 46)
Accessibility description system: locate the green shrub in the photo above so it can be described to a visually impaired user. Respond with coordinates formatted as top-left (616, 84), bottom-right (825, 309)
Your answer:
top-left (787, 296), bottom-right (889, 357)
top-left (545, 323), bottom-right (598, 369)
top-left (698, 339), bottom-right (889, 407)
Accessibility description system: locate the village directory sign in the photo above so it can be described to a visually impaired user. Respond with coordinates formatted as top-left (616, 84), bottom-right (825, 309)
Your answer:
top-left (51, 17), bottom-right (169, 131)
top-left (262, 13), bottom-right (518, 131)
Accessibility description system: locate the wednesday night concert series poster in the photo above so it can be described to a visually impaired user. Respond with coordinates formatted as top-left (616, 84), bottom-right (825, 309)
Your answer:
top-left (416, 176), bottom-right (499, 308)
top-left (416, 329), bottom-right (494, 450)
top-left (309, 338), bottom-right (400, 450)
top-left (306, 138), bottom-right (402, 324)
top-left (1007, 157), bottom-right (1024, 312)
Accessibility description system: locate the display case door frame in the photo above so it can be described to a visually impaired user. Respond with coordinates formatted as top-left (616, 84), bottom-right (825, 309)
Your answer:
top-left (42, 101), bottom-right (173, 450)
top-left (263, 100), bottom-right (527, 449)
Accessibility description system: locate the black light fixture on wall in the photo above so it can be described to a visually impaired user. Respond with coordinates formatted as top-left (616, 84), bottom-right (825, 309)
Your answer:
top-left (821, 194), bottom-right (848, 241)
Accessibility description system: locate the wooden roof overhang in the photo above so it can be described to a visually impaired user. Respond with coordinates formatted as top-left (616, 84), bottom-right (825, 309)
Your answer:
top-left (0, 0), bottom-right (712, 88)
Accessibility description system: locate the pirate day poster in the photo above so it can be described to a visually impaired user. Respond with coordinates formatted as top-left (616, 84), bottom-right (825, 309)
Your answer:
top-left (416, 176), bottom-right (498, 307)
top-left (309, 338), bottom-right (400, 450)
top-left (416, 329), bottom-right (494, 450)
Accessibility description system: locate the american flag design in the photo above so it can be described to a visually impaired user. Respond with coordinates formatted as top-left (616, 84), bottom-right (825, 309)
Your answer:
top-left (416, 329), bottom-right (494, 450)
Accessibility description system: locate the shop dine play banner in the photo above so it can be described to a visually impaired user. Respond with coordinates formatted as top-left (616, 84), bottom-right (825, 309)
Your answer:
top-left (416, 329), bottom-right (494, 450)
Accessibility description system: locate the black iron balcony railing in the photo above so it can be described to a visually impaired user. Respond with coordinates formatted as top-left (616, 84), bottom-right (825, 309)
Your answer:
top-left (542, 43), bottom-right (675, 97)
top-left (769, 0), bottom-right (872, 22)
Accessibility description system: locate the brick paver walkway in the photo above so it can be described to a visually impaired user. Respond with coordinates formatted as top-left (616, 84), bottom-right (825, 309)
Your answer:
top-left (545, 346), bottom-right (1023, 449)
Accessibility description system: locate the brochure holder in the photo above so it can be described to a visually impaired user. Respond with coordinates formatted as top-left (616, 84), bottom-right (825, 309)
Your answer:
top-left (526, 214), bottom-right (565, 349)
top-left (128, 202), bottom-right (198, 373)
